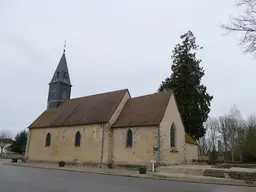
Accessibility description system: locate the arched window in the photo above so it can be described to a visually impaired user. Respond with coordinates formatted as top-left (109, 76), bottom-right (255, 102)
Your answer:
top-left (170, 124), bottom-right (175, 147)
top-left (45, 133), bottom-right (51, 147)
top-left (126, 129), bottom-right (133, 147)
top-left (75, 131), bottom-right (81, 147)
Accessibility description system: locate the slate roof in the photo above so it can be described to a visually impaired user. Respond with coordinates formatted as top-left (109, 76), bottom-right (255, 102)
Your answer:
top-left (111, 91), bottom-right (172, 128)
top-left (29, 89), bottom-right (128, 128)
top-left (49, 52), bottom-right (72, 86)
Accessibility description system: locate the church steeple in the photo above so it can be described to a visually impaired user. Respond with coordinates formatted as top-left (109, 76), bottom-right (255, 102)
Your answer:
top-left (49, 51), bottom-right (72, 86)
top-left (47, 48), bottom-right (72, 109)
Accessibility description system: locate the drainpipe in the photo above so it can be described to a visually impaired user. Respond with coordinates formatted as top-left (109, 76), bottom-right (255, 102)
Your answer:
top-left (157, 125), bottom-right (161, 166)
top-left (99, 124), bottom-right (105, 168)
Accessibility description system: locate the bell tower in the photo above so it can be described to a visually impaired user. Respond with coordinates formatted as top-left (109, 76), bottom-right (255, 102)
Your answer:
top-left (47, 46), bottom-right (72, 109)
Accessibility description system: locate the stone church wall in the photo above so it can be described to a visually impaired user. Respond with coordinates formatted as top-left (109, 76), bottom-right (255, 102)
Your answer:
top-left (104, 91), bottom-right (131, 165)
top-left (112, 126), bottom-right (158, 166)
top-left (185, 143), bottom-right (198, 162)
top-left (27, 124), bottom-right (104, 164)
top-left (159, 94), bottom-right (186, 165)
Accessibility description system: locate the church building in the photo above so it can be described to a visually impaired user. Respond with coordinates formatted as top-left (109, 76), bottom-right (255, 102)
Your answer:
top-left (25, 50), bottom-right (198, 168)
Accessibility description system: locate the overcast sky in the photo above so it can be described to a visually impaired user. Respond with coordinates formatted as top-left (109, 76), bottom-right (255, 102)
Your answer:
top-left (0, 0), bottom-right (254, 137)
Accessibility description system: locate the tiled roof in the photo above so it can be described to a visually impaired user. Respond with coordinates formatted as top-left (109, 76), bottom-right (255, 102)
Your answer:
top-left (185, 133), bottom-right (198, 145)
top-left (112, 91), bottom-right (172, 128)
top-left (29, 89), bottom-right (128, 128)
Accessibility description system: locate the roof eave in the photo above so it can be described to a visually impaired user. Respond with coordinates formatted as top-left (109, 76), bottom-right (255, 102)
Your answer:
top-left (29, 121), bottom-right (109, 129)
top-left (111, 123), bottom-right (159, 128)
top-left (185, 141), bottom-right (198, 146)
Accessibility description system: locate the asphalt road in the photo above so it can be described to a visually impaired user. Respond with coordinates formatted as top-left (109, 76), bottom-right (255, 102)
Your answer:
top-left (0, 160), bottom-right (254, 192)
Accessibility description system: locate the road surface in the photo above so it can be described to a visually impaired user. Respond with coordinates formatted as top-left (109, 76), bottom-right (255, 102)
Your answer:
top-left (0, 160), bottom-right (254, 192)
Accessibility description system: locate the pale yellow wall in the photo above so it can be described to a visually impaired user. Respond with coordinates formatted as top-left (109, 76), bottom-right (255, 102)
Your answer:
top-left (112, 126), bottom-right (158, 165)
top-left (25, 129), bottom-right (31, 159)
top-left (185, 143), bottom-right (198, 162)
top-left (159, 94), bottom-right (186, 164)
top-left (28, 124), bottom-right (104, 163)
top-left (28, 91), bottom-right (130, 166)
top-left (103, 91), bottom-right (130, 165)
top-left (27, 91), bottom-right (196, 166)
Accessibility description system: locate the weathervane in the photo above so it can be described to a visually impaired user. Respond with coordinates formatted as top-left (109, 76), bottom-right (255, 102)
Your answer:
top-left (63, 40), bottom-right (67, 52)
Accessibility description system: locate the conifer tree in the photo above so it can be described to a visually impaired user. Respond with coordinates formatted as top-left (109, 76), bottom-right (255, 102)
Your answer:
top-left (158, 31), bottom-right (213, 140)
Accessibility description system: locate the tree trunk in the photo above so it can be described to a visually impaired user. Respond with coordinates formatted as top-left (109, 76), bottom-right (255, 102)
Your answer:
top-left (231, 151), bottom-right (234, 162)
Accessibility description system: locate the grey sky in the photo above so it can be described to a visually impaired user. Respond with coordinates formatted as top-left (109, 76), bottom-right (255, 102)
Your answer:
top-left (0, 0), bottom-right (254, 137)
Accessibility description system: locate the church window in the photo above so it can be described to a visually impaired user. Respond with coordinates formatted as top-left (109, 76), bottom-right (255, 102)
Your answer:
top-left (51, 88), bottom-right (56, 98)
top-left (126, 129), bottom-right (133, 147)
top-left (170, 124), bottom-right (175, 147)
top-left (75, 131), bottom-right (81, 147)
top-left (64, 71), bottom-right (68, 80)
top-left (61, 89), bottom-right (67, 101)
top-left (54, 71), bottom-right (59, 80)
top-left (45, 133), bottom-right (51, 147)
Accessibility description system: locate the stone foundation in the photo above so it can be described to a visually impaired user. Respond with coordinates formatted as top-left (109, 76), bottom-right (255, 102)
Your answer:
top-left (26, 160), bottom-right (151, 171)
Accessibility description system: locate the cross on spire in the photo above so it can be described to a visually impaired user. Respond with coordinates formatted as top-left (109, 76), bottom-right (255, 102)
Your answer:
top-left (63, 40), bottom-right (67, 52)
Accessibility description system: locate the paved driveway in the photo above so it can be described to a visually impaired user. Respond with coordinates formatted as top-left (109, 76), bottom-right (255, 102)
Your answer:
top-left (0, 161), bottom-right (254, 192)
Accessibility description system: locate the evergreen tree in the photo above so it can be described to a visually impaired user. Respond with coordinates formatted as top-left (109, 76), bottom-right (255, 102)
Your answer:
top-left (243, 126), bottom-right (256, 162)
top-left (10, 130), bottom-right (27, 154)
top-left (158, 31), bottom-right (213, 140)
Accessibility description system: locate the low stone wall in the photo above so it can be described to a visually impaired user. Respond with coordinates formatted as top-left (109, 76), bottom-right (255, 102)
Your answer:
top-left (225, 171), bottom-right (256, 183)
top-left (231, 164), bottom-right (256, 169)
top-left (203, 169), bottom-right (225, 178)
top-left (157, 167), bottom-right (205, 176)
top-left (1, 153), bottom-right (24, 159)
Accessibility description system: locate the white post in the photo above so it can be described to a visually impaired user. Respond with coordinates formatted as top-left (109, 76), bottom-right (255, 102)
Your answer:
top-left (150, 160), bottom-right (156, 172)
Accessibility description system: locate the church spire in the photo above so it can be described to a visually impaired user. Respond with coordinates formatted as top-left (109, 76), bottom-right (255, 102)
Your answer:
top-left (49, 48), bottom-right (71, 86)
top-left (47, 46), bottom-right (72, 109)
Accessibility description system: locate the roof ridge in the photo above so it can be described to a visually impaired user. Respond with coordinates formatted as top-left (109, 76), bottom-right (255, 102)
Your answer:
top-left (128, 90), bottom-right (172, 100)
top-left (68, 89), bottom-right (129, 101)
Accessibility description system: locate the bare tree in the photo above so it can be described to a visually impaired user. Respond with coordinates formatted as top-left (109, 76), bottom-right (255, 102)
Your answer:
top-left (216, 105), bottom-right (246, 161)
top-left (222, 0), bottom-right (256, 55)
top-left (0, 130), bottom-right (12, 139)
top-left (0, 130), bottom-right (12, 157)
top-left (243, 114), bottom-right (256, 161)
top-left (218, 115), bottom-right (230, 153)
top-left (246, 114), bottom-right (256, 127)
top-left (205, 117), bottom-right (219, 152)
top-left (198, 135), bottom-right (209, 155)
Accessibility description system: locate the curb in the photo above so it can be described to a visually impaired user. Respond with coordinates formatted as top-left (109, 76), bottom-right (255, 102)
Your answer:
top-left (3, 163), bottom-right (256, 187)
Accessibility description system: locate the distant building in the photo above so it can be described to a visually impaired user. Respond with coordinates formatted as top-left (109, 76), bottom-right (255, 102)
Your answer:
top-left (0, 138), bottom-right (14, 153)
top-left (25, 50), bottom-right (198, 167)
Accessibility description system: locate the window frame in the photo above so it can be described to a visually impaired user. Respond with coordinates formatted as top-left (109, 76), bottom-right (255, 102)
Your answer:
top-left (170, 124), bottom-right (175, 148)
top-left (126, 128), bottom-right (133, 148)
top-left (75, 131), bottom-right (81, 147)
top-left (45, 133), bottom-right (51, 147)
